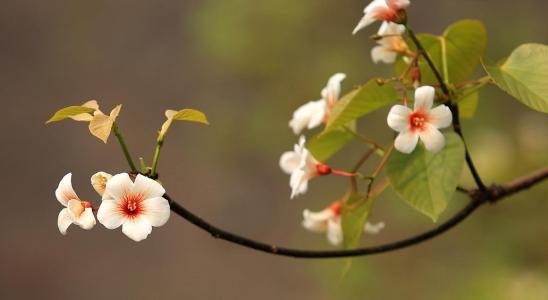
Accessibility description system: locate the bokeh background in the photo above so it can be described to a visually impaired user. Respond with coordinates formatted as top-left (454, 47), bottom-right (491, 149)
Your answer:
top-left (1, 0), bottom-right (548, 299)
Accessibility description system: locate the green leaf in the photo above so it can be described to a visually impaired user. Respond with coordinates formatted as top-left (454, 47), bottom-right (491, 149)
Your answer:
top-left (482, 43), bottom-right (548, 113)
top-left (458, 92), bottom-right (479, 118)
top-left (442, 20), bottom-right (487, 84)
top-left (308, 122), bottom-right (355, 162)
top-left (324, 79), bottom-right (397, 133)
top-left (46, 106), bottom-right (96, 124)
top-left (159, 108), bottom-right (209, 140)
top-left (385, 132), bottom-right (465, 221)
top-left (396, 20), bottom-right (487, 85)
top-left (342, 194), bottom-right (375, 249)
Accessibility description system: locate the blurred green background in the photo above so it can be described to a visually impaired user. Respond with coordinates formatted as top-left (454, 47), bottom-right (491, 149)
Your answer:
top-left (1, 0), bottom-right (547, 299)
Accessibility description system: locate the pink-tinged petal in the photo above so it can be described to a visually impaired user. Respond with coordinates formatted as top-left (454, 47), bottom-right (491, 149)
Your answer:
top-left (429, 105), bottom-right (452, 129)
top-left (414, 86), bottom-right (435, 111)
top-left (302, 209), bottom-right (333, 232)
top-left (132, 174), bottom-right (165, 200)
top-left (91, 172), bottom-right (112, 197)
top-left (326, 219), bottom-right (343, 246)
top-left (364, 0), bottom-right (388, 13)
top-left (419, 125), bottom-right (445, 153)
top-left (394, 130), bottom-right (419, 154)
top-left (105, 173), bottom-right (133, 201)
top-left (141, 197), bottom-right (170, 227)
top-left (321, 73), bottom-right (346, 102)
top-left (387, 0), bottom-right (410, 9)
top-left (58, 208), bottom-right (72, 235)
top-left (67, 199), bottom-right (85, 220)
top-left (97, 200), bottom-right (125, 229)
top-left (76, 208), bottom-right (96, 230)
top-left (122, 217), bottom-right (153, 242)
top-left (371, 45), bottom-right (398, 64)
top-left (279, 151), bottom-right (300, 174)
top-left (387, 105), bottom-right (412, 132)
top-left (55, 173), bottom-right (79, 206)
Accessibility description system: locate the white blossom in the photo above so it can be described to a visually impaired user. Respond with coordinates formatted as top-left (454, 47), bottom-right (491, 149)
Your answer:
top-left (371, 22), bottom-right (408, 64)
top-left (387, 86), bottom-right (452, 153)
top-left (302, 201), bottom-right (385, 246)
top-left (289, 73), bottom-right (346, 134)
top-left (353, 0), bottom-right (410, 35)
top-left (280, 136), bottom-right (328, 199)
top-left (56, 173), bottom-right (96, 235)
top-left (91, 171), bottom-right (112, 199)
top-left (97, 173), bottom-right (170, 242)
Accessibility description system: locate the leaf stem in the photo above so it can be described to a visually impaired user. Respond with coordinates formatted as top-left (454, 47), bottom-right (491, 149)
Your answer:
top-left (150, 138), bottom-right (164, 177)
top-left (112, 122), bottom-right (137, 173)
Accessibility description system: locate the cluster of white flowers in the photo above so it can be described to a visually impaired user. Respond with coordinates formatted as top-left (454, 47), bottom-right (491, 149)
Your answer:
top-left (56, 172), bottom-right (170, 242)
top-left (278, 0), bottom-right (457, 245)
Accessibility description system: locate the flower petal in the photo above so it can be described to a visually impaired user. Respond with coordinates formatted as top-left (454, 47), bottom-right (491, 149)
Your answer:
top-left (58, 208), bottom-right (72, 235)
top-left (321, 73), bottom-right (346, 101)
top-left (302, 209), bottom-right (333, 232)
top-left (122, 217), bottom-right (153, 242)
top-left (290, 169), bottom-right (308, 199)
top-left (91, 171), bottom-right (112, 197)
top-left (414, 86), bottom-right (435, 111)
top-left (55, 173), bottom-right (79, 206)
top-left (141, 197), bottom-right (170, 227)
top-left (289, 100), bottom-right (325, 134)
top-left (279, 151), bottom-right (300, 174)
top-left (419, 125), bottom-right (445, 153)
top-left (326, 219), bottom-right (343, 246)
top-left (76, 208), bottom-right (96, 230)
top-left (364, 221), bottom-right (385, 234)
top-left (394, 130), bottom-right (419, 154)
top-left (67, 199), bottom-right (85, 220)
top-left (429, 104), bottom-right (452, 129)
top-left (105, 173), bottom-right (133, 201)
top-left (132, 174), bottom-right (166, 200)
top-left (387, 105), bottom-right (412, 132)
top-left (371, 45), bottom-right (398, 64)
top-left (387, 0), bottom-right (410, 9)
top-left (97, 200), bottom-right (125, 229)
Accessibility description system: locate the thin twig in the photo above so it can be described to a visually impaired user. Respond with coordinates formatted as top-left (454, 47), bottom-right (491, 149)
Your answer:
top-left (166, 166), bottom-right (548, 259)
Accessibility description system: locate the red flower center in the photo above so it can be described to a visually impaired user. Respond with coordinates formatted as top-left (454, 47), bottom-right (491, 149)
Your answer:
top-left (120, 194), bottom-right (143, 218)
top-left (409, 111), bottom-right (429, 132)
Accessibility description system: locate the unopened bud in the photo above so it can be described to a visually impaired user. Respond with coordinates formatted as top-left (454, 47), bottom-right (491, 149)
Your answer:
top-left (376, 78), bottom-right (386, 86)
top-left (411, 67), bottom-right (421, 88)
top-left (392, 9), bottom-right (408, 25)
top-left (316, 163), bottom-right (332, 176)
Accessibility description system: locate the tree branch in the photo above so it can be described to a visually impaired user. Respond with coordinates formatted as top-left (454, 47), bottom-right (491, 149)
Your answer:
top-left (166, 166), bottom-right (548, 259)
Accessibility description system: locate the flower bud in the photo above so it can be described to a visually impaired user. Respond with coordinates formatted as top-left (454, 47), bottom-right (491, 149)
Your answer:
top-left (392, 9), bottom-right (408, 25)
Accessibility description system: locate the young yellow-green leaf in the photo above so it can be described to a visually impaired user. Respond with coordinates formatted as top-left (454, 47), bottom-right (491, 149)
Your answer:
top-left (159, 108), bottom-right (209, 140)
top-left (46, 106), bottom-right (96, 124)
top-left (324, 79), bottom-right (397, 133)
top-left (385, 132), bottom-right (465, 221)
top-left (342, 194), bottom-right (375, 249)
top-left (396, 20), bottom-right (486, 85)
top-left (458, 92), bottom-right (479, 118)
top-left (308, 121), bottom-right (355, 162)
top-left (88, 105), bottom-right (122, 143)
top-left (482, 43), bottom-right (548, 113)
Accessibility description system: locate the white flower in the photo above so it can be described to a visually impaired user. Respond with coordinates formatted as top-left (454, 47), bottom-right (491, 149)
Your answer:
top-left (302, 201), bottom-right (385, 246)
top-left (289, 73), bottom-right (346, 134)
top-left (353, 0), bottom-right (410, 35)
top-left (97, 173), bottom-right (170, 242)
top-left (91, 171), bottom-right (112, 199)
top-left (56, 173), bottom-right (96, 235)
top-left (371, 22), bottom-right (408, 64)
top-left (387, 86), bottom-right (452, 154)
top-left (280, 136), bottom-right (329, 199)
